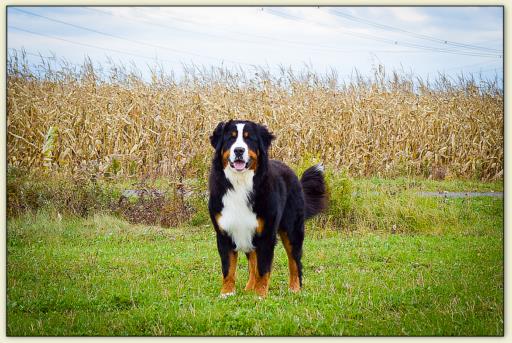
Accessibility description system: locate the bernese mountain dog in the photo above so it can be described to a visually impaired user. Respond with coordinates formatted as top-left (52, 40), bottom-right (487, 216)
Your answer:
top-left (208, 120), bottom-right (328, 298)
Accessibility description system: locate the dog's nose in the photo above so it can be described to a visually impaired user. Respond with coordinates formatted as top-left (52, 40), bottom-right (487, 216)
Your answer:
top-left (234, 147), bottom-right (245, 156)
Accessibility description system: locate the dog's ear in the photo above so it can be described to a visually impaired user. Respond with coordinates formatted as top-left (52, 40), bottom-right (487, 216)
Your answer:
top-left (258, 124), bottom-right (275, 151)
top-left (210, 122), bottom-right (226, 149)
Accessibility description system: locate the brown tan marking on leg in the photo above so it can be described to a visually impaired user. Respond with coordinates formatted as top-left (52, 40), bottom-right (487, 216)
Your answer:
top-left (279, 231), bottom-right (300, 292)
top-left (256, 218), bottom-right (265, 235)
top-left (246, 250), bottom-right (271, 297)
top-left (254, 271), bottom-right (270, 298)
top-left (245, 251), bottom-right (257, 291)
top-left (215, 213), bottom-right (223, 232)
top-left (220, 250), bottom-right (238, 296)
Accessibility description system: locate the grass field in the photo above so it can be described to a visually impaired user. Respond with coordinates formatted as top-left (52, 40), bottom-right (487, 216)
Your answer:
top-left (6, 176), bottom-right (503, 336)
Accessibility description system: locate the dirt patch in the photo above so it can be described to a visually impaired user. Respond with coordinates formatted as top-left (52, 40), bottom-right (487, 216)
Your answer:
top-left (115, 187), bottom-right (193, 228)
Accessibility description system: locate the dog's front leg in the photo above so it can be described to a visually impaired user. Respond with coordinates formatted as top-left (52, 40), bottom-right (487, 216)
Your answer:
top-left (252, 232), bottom-right (277, 298)
top-left (216, 233), bottom-right (238, 298)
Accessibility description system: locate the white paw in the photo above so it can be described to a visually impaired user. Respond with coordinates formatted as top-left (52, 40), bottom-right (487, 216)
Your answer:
top-left (219, 291), bottom-right (235, 299)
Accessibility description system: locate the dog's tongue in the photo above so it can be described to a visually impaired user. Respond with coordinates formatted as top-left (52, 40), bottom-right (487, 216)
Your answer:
top-left (234, 160), bottom-right (246, 171)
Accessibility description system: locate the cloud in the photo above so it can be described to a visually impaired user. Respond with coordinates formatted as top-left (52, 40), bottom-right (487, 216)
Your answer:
top-left (388, 7), bottom-right (430, 23)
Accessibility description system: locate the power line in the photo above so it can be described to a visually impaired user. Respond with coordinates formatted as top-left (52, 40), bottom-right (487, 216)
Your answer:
top-left (83, 7), bottom-right (263, 47)
top-left (476, 66), bottom-right (503, 74)
top-left (86, 6), bottom-right (327, 53)
top-left (9, 25), bottom-right (182, 65)
top-left (8, 47), bottom-right (55, 59)
top-left (328, 8), bottom-right (502, 53)
top-left (12, 8), bottom-right (255, 67)
top-left (83, 7), bottom-right (435, 55)
top-left (266, 8), bottom-right (499, 57)
top-left (444, 60), bottom-right (499, 72)
top-left (9, 5), bottom-right (504, 79)
top-left (479, 66), bottom-right (503, 73)
top-left (12, 6), bottom-right (501, 64)
top-left (264, 8), bottom-right (502, 58)
top-left (8, 47), bottom-right (88, 72)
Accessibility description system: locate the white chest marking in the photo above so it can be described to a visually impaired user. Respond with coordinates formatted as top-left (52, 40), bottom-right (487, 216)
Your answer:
top-left (218, 166), bottom-right (257, 253)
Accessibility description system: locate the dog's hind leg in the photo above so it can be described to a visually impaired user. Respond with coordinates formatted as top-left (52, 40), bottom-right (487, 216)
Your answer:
top-left (279, 228), bottom-right (304, 292)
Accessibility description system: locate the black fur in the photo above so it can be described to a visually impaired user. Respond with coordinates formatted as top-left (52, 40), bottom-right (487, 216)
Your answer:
top-left (301, 165), bottom-right (328, 219)
top-left (208, 120), bottom-right (328, 293)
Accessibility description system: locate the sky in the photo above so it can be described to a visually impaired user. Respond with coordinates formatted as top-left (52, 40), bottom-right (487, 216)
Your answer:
top-left (6, 6), bottom-right (504, 85)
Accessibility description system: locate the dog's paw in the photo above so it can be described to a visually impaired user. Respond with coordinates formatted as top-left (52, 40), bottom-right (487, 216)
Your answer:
top-left (219, 291), bottom-right (235, 299)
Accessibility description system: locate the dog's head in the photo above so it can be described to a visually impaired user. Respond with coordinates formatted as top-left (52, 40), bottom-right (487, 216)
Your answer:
top-left (210, 120), bottom-right (274, 173)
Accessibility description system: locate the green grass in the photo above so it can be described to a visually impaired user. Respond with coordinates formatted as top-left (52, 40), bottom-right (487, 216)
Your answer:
top-left (6, 176), bottom-right (503, 336)
top-left (352, 177), bottom-right (503, 194)
top-left (309, 176), bottom-right (503, 236)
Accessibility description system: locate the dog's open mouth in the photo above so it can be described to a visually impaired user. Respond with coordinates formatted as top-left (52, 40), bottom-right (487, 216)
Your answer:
top-left (230, 159), bottom-right (248, 172)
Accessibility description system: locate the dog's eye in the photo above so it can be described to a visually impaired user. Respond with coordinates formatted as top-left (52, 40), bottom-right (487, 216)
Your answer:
top-left (231, 131), bottom-right (237, 137)
top-left (244, 132), bottom-right (249, 138)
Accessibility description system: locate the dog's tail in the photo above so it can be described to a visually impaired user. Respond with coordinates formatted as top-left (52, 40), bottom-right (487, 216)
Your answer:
top-left (300, 163), bottom-right (328, 220)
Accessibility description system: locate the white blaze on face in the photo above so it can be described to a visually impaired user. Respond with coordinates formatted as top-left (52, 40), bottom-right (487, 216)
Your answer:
top-left (228, 123), bottom-right (249, 172)
top-left (230, 123), bottom-right (249, 163)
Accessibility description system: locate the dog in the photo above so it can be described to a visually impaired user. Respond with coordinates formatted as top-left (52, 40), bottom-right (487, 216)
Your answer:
top-left (208, 120), bottom-right (328, 298)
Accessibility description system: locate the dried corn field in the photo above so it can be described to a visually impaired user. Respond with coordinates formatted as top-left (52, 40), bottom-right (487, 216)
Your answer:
top-left (7, 54), bottom-right (503, 182)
